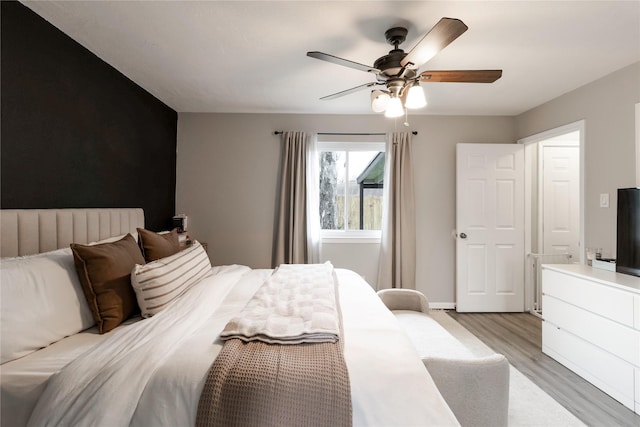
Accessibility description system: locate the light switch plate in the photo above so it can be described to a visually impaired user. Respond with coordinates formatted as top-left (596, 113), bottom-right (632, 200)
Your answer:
top-left (600, 193), bottom-right (609, 208)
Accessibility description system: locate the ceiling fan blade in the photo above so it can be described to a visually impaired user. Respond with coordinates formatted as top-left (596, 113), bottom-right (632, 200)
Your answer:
top-left (419, 70), bottom-right (503, 83)
top-left (320, 82), bottom-right (381, 100)
top-left (400, 18), bottom-right (468, 69)
top-left (307, 51), bottom-right (381, 75)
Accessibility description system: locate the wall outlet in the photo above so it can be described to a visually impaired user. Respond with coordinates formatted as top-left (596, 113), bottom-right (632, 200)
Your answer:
top-left (599, 193), bottom-right (609, 208)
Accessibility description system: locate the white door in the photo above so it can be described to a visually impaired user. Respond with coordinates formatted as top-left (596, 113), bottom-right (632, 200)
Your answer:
top-left (542, 145), bottom-right (580, 260)
top-left (456, 143), bottom-right (525, 312)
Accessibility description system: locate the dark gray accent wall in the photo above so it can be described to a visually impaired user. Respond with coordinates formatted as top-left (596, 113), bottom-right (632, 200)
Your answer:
top-left (1, 1), bottom-right (177, 231)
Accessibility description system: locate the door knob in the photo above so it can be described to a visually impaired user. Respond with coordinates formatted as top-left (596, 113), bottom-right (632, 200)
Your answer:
top-left (459, 232), bottom-right (467, 239)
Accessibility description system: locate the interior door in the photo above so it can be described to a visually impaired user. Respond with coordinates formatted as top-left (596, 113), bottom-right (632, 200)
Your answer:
top-left (542, 145), bottom-right (580, 260)
top-left (456, 143), bottom-right (525, 312)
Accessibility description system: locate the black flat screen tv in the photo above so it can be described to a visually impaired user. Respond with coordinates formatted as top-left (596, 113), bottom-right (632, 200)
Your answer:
top-left (616, 188), bottom-right (640, 277)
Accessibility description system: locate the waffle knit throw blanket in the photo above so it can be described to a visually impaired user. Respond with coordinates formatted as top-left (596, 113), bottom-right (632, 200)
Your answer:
top-left (196, 263), bottom-right (352, 427)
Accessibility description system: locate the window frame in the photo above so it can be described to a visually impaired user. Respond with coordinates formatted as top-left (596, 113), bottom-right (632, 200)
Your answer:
top-left (317, 139), bottom-right (386, 241)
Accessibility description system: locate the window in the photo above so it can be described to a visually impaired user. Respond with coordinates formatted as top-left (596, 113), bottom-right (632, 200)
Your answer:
top-left (317, 141), bottom-right (385, 237)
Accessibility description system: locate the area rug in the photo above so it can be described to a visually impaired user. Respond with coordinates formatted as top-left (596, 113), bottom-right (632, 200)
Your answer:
top-left (428, 311), bottom-right (586, 427)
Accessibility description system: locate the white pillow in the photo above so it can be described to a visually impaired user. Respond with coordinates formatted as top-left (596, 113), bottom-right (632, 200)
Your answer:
top-left (1, 248), bottom-right (96, 364)
top-left (89, 234), bottom-right (126, 246)
top-left (131, 241), bottom-right (211, 318)
top-left (89, 233), bottom-right (136, 245)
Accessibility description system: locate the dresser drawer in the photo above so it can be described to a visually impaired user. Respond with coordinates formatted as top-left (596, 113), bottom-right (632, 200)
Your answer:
top-left (543, 295), bottom-right (640, 366)
top-left (542, 321), bottom-right (636, 410)
top-left (542, 268), bottom-right (635, 327)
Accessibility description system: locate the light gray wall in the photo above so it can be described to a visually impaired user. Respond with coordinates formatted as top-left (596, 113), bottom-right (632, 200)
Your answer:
top-left (515, 62), bottom-right (640, 258)
top-left (176, 113), bottom-right (515, 304)
top-left (320, 241), bottom-right (380, 285)
top-left (176, 62), bottom-right (638, 306)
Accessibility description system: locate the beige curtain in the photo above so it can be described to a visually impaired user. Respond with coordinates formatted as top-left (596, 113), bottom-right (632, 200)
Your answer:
top-left (377, 132), bottom-right (416, 289)
top-left (273, 131), bottom-right (309, 266)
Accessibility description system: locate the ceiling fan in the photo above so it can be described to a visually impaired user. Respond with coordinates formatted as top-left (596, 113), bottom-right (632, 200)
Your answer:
top-left (307, 18), bottom-right (502, 117)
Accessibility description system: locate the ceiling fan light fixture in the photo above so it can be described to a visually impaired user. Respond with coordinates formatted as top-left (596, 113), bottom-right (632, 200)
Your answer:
top-left (384, 96), bottom-right (404, 118)
top-left (405, 84), bottom-right (427, 109)
top-left (308, 18), bottom-right (501, 115)
top-left (371, 90), bottom-right (390, 113)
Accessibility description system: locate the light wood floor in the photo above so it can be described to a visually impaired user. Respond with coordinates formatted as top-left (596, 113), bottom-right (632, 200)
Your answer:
top-left (446, 312), bottom-right (640, 427)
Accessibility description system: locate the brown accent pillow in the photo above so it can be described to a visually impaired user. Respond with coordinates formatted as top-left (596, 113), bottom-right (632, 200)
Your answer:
top-left (137, 227), bottom-right (181, 262)
top-left (70, 234), bottom-right (145, 334)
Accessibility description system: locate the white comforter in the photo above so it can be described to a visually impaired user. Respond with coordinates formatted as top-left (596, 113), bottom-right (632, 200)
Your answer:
top-left (10, 266), bottom-right (459, 427)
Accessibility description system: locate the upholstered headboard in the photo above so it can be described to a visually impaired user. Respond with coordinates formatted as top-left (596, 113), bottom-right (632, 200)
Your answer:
top-left (0, 208), bottom-right (144, 257)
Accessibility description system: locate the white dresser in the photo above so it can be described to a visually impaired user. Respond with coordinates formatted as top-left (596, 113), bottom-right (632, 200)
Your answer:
top-left (541, 264), bottom-right (640, 414)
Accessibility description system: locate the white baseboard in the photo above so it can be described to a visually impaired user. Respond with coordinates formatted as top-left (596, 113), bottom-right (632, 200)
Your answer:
top-left (429, 302), bottom-right (456, 310)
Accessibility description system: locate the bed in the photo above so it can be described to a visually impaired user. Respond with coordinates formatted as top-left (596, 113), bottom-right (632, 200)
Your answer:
top-left (0, 208), bottom-right (459, 426)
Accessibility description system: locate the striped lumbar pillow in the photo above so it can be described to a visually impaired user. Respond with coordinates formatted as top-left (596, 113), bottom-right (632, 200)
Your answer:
top-left (131, 241), bottom-right (211, 317)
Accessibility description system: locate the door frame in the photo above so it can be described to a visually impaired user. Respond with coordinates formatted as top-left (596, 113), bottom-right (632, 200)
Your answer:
top-left (518, 120), bottom-right (585, 312)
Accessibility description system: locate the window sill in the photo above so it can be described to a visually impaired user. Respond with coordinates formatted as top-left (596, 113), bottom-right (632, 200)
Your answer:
top-left (321, 232), bottom-right (382, 244)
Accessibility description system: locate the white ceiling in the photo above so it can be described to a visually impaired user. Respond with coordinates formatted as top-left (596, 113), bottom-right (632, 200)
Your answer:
top-left (23, 1), bottom-right (640, 116)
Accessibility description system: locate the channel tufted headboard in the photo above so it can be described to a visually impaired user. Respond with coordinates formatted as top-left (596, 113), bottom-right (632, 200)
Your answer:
top-left (0, 208), bottom-right (144, 257)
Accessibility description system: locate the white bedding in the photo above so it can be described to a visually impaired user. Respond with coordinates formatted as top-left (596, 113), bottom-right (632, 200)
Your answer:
top-left (2, 266), bottom-right (459, 427)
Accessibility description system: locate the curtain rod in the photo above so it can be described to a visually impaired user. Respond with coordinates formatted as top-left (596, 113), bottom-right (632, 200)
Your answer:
top-left (273, 131), bottom-right (417, 136)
